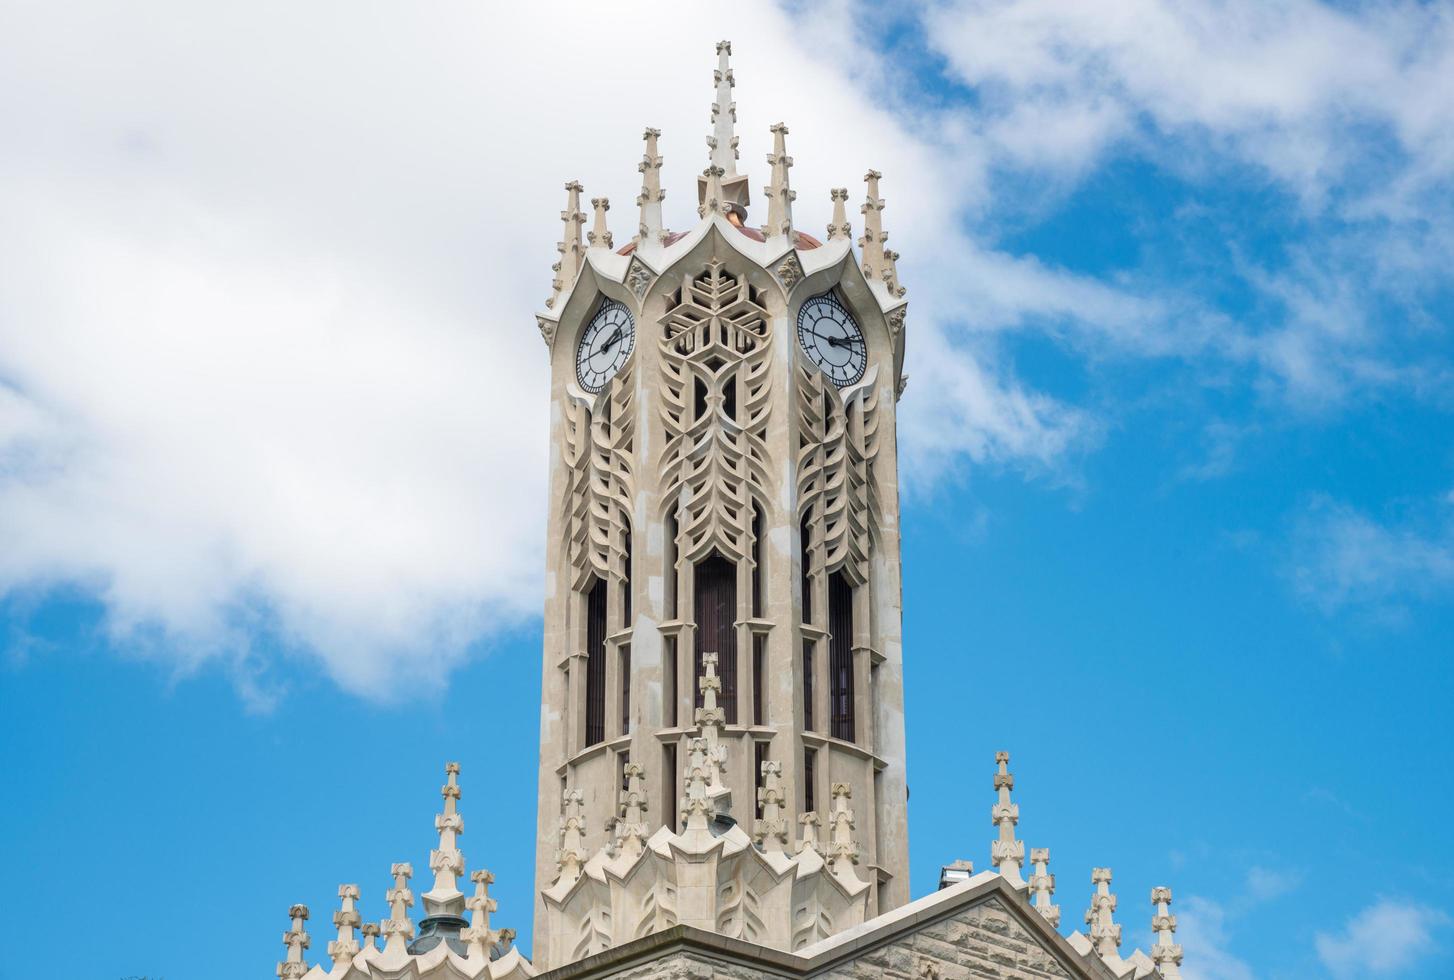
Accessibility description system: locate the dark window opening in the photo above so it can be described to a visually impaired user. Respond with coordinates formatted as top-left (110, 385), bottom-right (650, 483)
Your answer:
top-left (829, 571), bottom-right (855, 742)
top-left (664, 742), bottom-right (678, 830)
top-left (804, 747), bottom-right (817, 814)
top-left (585, 578), bottom-right (607, 746)
top-left (666, 509), bottom-right (679, 619)
top-left (752, 633), bottom-right (766, 726)
top-left (694, 376), bottom-right (709, 421)
top-left (799, 513), bottom-right (813, 624)
top-left (694, 555), bottom-right (738, 723)
top-left (665, 636), bottom-right (678, 727)
top-left (802, 639), bottom-right (815, 732)
top-left (723, 377), bottom-right (737, 421)
top-left (622, 522), bottom-right (633, 623)
top-left (751, 502), bottom-right (764, 617)
top-left (754, 742), bottom-right (768, 816)
top-left (619, 644), bottom-right (632, 735)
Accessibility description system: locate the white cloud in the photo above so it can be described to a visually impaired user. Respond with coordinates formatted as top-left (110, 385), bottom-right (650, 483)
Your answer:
top-left (1289, 496), bottom-right (1454, 614)
top-left (1315, 898), bottom-right (1451, 977)
top-left (0, 0), bottom-right (1081, 698)
top-left (1177, 896), bottom-right (1256, 980)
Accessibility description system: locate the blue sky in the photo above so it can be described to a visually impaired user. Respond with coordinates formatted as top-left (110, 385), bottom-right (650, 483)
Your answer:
top-left (2, 2), bottom-right (1453, 979)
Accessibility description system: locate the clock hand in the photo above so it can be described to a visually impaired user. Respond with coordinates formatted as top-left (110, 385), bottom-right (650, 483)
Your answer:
top-left (808, 329), bottom-right (857, 351)
top-left (593, 327), bottom-right (623, 357)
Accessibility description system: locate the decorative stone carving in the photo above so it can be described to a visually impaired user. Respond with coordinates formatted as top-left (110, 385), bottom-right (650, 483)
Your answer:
top-left (776, 253), bottom-right (804, 290)
top-left (991, 751), bottom-right (1025, 884)
top-left (827, 187), bottom-right (851, 241)
top-left (626, 257), bottom-right (654, 299)
top-left (1029, 847), bottom-right (1061, 929)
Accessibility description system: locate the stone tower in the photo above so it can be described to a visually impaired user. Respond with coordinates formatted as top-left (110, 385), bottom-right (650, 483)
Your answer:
top-left (532, 41), bottom-right (910, 966)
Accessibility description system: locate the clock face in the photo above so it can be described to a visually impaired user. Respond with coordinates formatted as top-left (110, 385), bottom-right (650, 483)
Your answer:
top-left (796, 293), bottom-right (866, 387)
top-left (575, 299), bottom-right (636, 393)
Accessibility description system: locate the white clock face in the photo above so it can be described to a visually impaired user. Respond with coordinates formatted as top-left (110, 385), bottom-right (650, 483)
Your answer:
top-left (576, 299), bottom-right (636, 393)
top-left (796, 293), bottom-right (866, 387)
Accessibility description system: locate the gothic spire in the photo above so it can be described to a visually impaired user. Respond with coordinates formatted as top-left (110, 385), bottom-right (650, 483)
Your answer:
top-left (680, 736), bottom-right (714, 831)
top-left (1029, 848), bottom-right (1061, 928)
top-left (328, 885), bottom-right (361, 969)
top-left (990, 751), bottom-right (1025, 885)
top-left (423, 761), bottom-right (466, 917)
top-left (547, 180), bottom-right (586, 309)
top-left (858, 170), bottom-right (886, 284)
top-left (796, 810), bottom-right (822, 855)
top-left (763, 122), bottom-right (795, 243)
top-left (617, 762), bottom-right (649, 857)
top-left (381, 863), bottom-right (415, 954)
top-left (555, 789), bottom-right (587, 883)
top-left (276, 904), bottom-right (310, 980)
top-left (754, 759), bottom-right (789, 852)
top-left (588, 197), bottom-right (613, 251)
top-left (636, 128), bottom-right (665, 249)
top-left (1150, 886), bottom-right (1184, 978)
top-left (699, 165), bottom-right (727, 219)
top-left (1085, 867), bottom-right (1122, 962)
top-left (827, 187), bottom-right (851, 242)
top-left (462, 869), bottom-right (502, 960)
top-left (828, 782), bottom-right (862, 880)
top-left (694, 651), bottom-right (728, 791)
top-left (709, 40), bottom-right (739, 179)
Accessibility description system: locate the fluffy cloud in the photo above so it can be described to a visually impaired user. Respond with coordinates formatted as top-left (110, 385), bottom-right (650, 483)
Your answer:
top-left (1289, 495), bottom-right (1454, 614)
top-left (1315, 898), bottom-right (1451, 977)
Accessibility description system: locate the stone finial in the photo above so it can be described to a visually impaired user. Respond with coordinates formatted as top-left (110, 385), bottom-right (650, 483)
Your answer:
top-left (555, 789), bottom-right (587, 882)
top-left (277, 903), bottom-right (310, 980)
top-left (883, 248), bottom-right (906, 298)
top-left (753, 759), bottom-right (789, 852)
top-left (762, 122), bottom-right (796, 242)
top-left (359, 921), bottom-right (380, 954)
top-left (1150, 886), bottom-right (1184, 978)
top-left (462, 869), bottom-right (502, 960)
top-left (710, 40), bottom-right (739, 178)
top-left (636, 128), bottom-right (666, 248)
top-left (796, 810), bottom-right (822, 855)
top-left (328, 884), bottom-right (362, 967)
top-left (1029, 848), bottom-right (1061, 928)
top-left (617, 762), bottom-right (649, 856)
top-left (990, 750), bottom-right (1026, 885)
top-left (827, 188), bottom-right (851, 242)
top-left (381, 863), bottom-right (415, 952)
top-left (680, 737), bottom-right (715, 831)
top-left (1085, 867), bottom-right (1122, 961)
top-left (424, 761), bottom-right (466, 917)
top-left (694, 651), bottom-right (728, 789)
top-left (858, 170), bottom-right (886, 284)
top-left (547, 180), bottom-right (587, 309)
top-left (828, 783), bottom-right (861, 878)
top-left (588, 197), bottom-right (613, 250)
top-left (698, 165), bottom-right (728, 219)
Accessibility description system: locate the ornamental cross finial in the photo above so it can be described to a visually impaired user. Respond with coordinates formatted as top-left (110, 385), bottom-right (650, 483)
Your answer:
top-left (858, 170), bottom-right (886, 284)
top-left (754, 759), bottom-right (789, 852)
top-left (1151, 886), bottom-right (1184, 978)
top-left (710, 40), bottom-right (739, 178)
top-left (381, 863), bottom-right (415, 953)
top-left (588, 197), bottom-right (613, 250)
top-left (359, 921), bottom-right (380, 955)
top-left (1029, 848), bottom-right (1061, 928)
top-left (547, 180), bottom-right (587, 309)
top-left (680, 737), bottom-right (715, 831)
top-left (828, 782), bottom-right (863, 880)
top-left (698, 165), bottom-right (728, 219)
top-left (695, 651), bottom-right (728, 788)
top-left (1085, 867), bottom-right (1122, 961)
top-left (828, 188), bottom-right (851, 242)
top-left (276, 903), bottom-right (310, 980)
top-left (762, 122), bottom-right (796, 242)
top-left (463, 869), bottom-right (503, 959)
top-left (618, 762), bottom-right (650, 856)
top-left (991, 750), bottom-right (1026, 884)
top-left (636, 128), bottom-right (666, 248)
top-left (555, 789), bottom-right (587, 883)
top-left (424, 761), bottom-right (466, 917)
top-left (328, 885), bottom-right (361, 967)
top-left (796, 809), bottom-right (822, 855)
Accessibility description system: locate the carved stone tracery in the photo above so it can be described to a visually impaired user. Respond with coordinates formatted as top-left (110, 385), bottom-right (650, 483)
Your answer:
top-left (795, 357), bottom-right (879, 587)
top-left (561, 362), bottom-right (635, 591)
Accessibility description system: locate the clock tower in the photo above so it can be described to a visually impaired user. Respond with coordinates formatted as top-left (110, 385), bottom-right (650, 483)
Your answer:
top-left (531, 41), bottom-right (910, 968)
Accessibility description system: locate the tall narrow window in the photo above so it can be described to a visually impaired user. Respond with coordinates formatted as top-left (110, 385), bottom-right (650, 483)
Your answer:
top-left (666, 509), bottom-right (679, 619)
top-left (804, 747), bottom-right (817, 813)
top-left (619, 644), bottom-right (632, 735)
top-left (664, 636), bottom-right (678, 727)
top-left (751, 502), bottom-right (764, 618)
top-left (829, 571), bottom-right (855, 742)
top-left (753, 742), bottom-right (768, 815)
top-left (585, 578), bottom-right (607, 746)
top-left (802, 639), bottom-right (815, 732)
top-left (752, 633), bottom-right (766, 726)
top-left (799, 514), bottom-right (813, 624)
top-left (622, 521), bottom-right (633, 623)
top-left (694, 555), bottom-right (738, 723)
top-left (664, 743), bottom-right (678, 830)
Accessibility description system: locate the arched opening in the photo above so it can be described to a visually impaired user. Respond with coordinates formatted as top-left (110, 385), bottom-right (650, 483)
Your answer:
top-left (694, 554), bottom-right (738, 723)
top-left (585, 577), bottom-right (607, 746)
